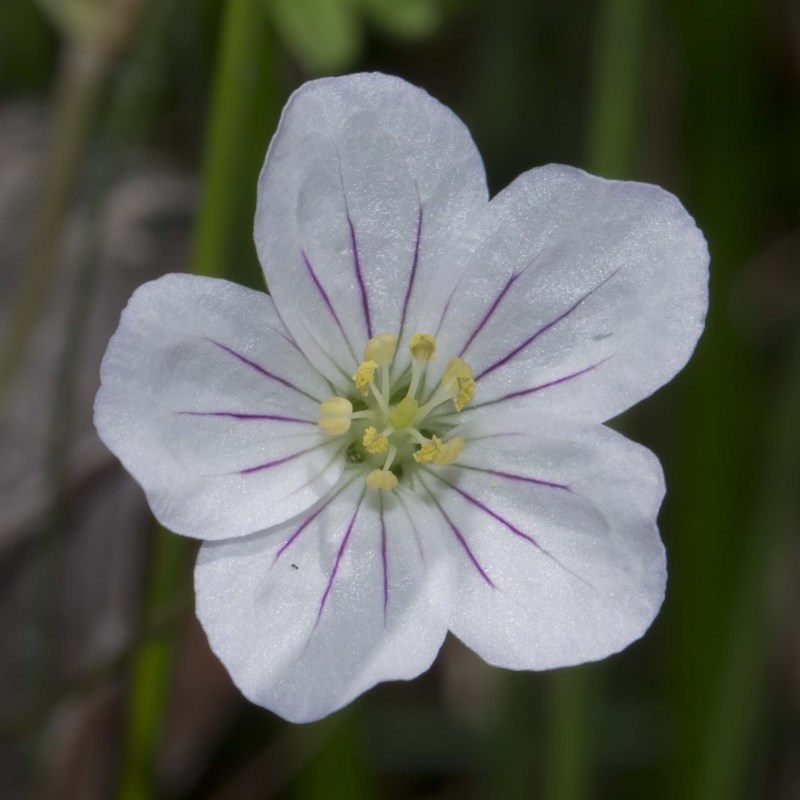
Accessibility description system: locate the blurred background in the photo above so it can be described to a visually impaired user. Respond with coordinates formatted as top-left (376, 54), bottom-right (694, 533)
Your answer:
top-left (0, 0), bottom-right (798, 797)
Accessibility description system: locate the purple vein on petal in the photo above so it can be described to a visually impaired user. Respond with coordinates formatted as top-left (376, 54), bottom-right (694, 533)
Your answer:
top-left (470, 358), bottom-right (610, 411)
top-left (238, 441), bottom-right (325, 476)
top-left (347, 210), bottom-right (372, 339)
top-left (456, 464), bottom-right (570, 491)
top-left (397, 199), bottom-right (423, 346)
top-left (396, 493), bottom-right (426, 565)
top-left (334, 151), bottom-right (372, 340)
top-left (301, 249), bottom-right (358, 365)
top-left (315, 488), bottom-right (366, 627)
top-left (273, 477), bottom-right (355, 565)
top-left (177, 411), bottom-right (314, 424)
top-left (379, 494), bottom-right (389, 624)
top-left (428, 471), bottom-right (594, 589)
top-left (459, 271), bottom-right (520, 358)
top-left (206, 338), bottom-right (319, 402)
top-left (475, 268), bottom-right (622, 381)
top-left (421, 480), bottom-right (494, 588)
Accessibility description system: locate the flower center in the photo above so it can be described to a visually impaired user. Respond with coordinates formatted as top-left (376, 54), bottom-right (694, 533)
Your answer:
top-left (317, 332), bottom-right (474, 491)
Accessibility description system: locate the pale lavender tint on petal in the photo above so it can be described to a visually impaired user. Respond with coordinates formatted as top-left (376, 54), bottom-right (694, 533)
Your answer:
top-left (397, 199), bottom-right (424, 346)
top-left (421, 481), bottom-right (494, 588)
top-left (346, 207), bottom-right (373, 340)
top-left (238, 442), bottom-right (329, 476)
top-left (458, 270), bottom-right (521, 358)
top-left (379, 495), bottom-right (390, 623)
top-left (301, 249), bottom-right (359, 365)
top-left (206, 338), bottom-right (321, 402)
top-left (471, 268), bottom-right (622, 381)
top-left (472, 358), bottom-right (611, 411)
top-left (315, 487), bottom-right (366, 627)
top-left (177, 411), bottom-right (314, 424)
top-left (426, 469), bottom-right (593, 589)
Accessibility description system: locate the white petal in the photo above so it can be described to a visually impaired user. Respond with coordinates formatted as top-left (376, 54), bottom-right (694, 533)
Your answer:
top-left (254, 73), bottom-right (488, 385)
top-left (432, 165), bottom-right (709, 422)
top-left (195, 476), bottom-right (451, 722)
top-left (94, 274), bottom-right (344, 540)
top-left (417, 412), bottom-right (666, 669)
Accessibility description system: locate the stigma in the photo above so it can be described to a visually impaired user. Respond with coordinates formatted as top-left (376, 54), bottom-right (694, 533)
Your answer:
top-left (318, 331), bottom-right (476, 491)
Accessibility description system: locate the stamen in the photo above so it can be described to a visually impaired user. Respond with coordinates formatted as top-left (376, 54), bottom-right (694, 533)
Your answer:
top-left (362, 427), bottom-right (388, 454)
top-left (366, 469), bottom-right (398, 491)
top-left (353, 360), bottom-right (378, 396)
top-left (412, 434), bottom-right (466, 465)
top-left (434, 435), bottom-right (465, 465)
top-left (318, 397), bottom-right (353, 435)
top-left (442, 357), bottom-right (475, 412)
top-left (364, 333), bottom-right (397, 365)
top-left (409, 332), bottom-right (436, 362)
top-left (413, 436), bottom-right (441, 464)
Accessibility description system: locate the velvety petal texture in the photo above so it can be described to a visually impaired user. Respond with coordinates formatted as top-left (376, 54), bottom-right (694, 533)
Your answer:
top-left (419, 411), bottom-right (666, 668)
top-left (254, 72), bottom-right (488, 384)
top-left (95, 274), bottom-right (343, 540)
top-left (95, 72), bottom-right (708, 723)
top-left (195, 477), bottom-right (451, 722)
top-left (431, 165), bottom-right (709, 422)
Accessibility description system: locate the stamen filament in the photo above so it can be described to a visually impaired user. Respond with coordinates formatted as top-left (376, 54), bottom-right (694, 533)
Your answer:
top-left (369, 381), bottom-right (390, 416)
top-left (382, 443), bottom-right (398, 473)
top-left (407, 359), bottom-right (423, 399)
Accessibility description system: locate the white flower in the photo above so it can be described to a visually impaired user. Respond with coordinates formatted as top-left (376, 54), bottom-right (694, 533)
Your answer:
top-left (95, 73), bottom-right (709, 723)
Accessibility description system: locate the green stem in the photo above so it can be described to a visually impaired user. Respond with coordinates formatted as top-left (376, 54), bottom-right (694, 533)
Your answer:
top-left (115, 1), bottom-right (282, 796)
top-left (546, 3), bottom-right (647, 799)
top-left (116, 529), bottom-right (193, 800)
top-left (0, 42), bottom-right (105, 409)
top-left (584, 0), bottom-right (647, 178)
top-left (192, 0), bottom-right (281, 287)
top-left (697, 332), bottom-right (800, 800)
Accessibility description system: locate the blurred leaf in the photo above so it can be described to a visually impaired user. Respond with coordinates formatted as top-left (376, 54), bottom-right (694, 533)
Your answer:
top-left (268, 0), bottom-right (362, 73)
top-left (0, 0), bottom-right (56, 91)
top-left (361, 0), bottom-right (442, 39)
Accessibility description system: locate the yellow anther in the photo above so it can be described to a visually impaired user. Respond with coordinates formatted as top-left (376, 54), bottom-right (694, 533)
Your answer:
top-left (366, 469), bottom-right (398, 491)
top-left (413, 435), bottom-right (443, 464)
top-left (412, 434), bottom-right (466, 466)
top-left (409, 332), bottom-right (437, 362)
top-left (353, 360), bottom-right (378, 396)
top-left (434, 435), bottom-right (465, 466)
top-left (442, 357), bottom-right (475, 411)
top-left (362, 426), bottom-right (388, 455)
top-left (318, 397), bottom-right (353, 435)
top-left (389, 396), bottom-right (419, 429)
top-left (364, 333), bottom-right (397, 366)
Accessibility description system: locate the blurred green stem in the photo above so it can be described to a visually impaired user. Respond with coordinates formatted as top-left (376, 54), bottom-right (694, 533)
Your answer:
top-left (698, 331), bottom-right (800, 799)
top-left (116, 529), bottom-right (192, 800)
top-left (0, 42), bottom-right (105, 408)
top-left (192, 0), bottom-right (281, 285)
top-left (545, 2), bottom-right (646, 799)
top-left (115, 1), bottom-right (281, 797)
top-left (584, 0), bottom-right (646, 178)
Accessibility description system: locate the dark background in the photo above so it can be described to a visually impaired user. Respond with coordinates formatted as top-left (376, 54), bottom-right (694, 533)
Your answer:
top-left (0, 0), bottom-right (798, 797)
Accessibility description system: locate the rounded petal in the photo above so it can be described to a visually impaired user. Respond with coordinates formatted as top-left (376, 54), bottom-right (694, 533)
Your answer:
top-left (417, 412), bottom-right (666, 669)
top-left (195, 476), bottom-right (451, 722)
top-left (432, 165), bottom-right (709, 422)
top-left (95, 273), bottom-right (344, 540)
top-left (254, 73), bottom-right (488, 385)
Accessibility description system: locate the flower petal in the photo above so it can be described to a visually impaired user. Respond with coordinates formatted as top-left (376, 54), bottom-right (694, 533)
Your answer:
top-left (432, 165), bottom-right (709, 422)
top-left (195, 476), bottom-right (451, 722)
top-left (94, 273), bottom-right (343, 540)
top-left (254, 73), bottom-right (488, 385)
top-left (416, 412), bottom-right (666, 669)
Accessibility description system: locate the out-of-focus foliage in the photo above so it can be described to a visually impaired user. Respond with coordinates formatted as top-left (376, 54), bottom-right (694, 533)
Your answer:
top-left (267, 0), bottom-right (445, 73)
top-left (0, 0), bottom-right (797, 798)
